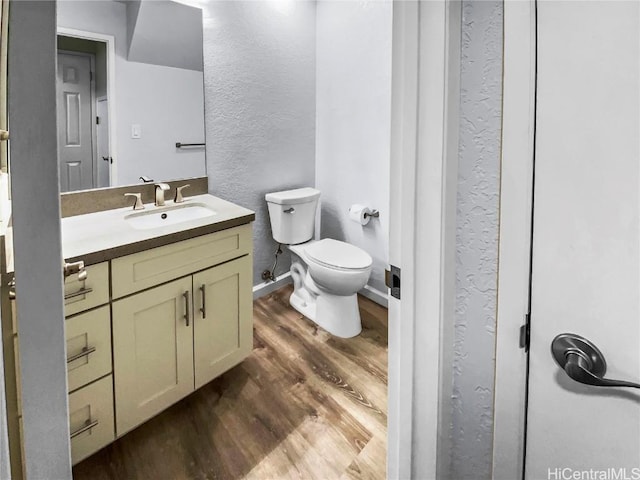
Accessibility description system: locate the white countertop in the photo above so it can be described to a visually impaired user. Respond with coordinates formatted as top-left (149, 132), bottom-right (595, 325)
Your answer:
top-left (61, 193), bottom-right (254, 264)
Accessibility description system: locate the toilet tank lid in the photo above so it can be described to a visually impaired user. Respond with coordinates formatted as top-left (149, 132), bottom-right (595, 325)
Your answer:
top-left (265, 187), bottom-right (320, 205)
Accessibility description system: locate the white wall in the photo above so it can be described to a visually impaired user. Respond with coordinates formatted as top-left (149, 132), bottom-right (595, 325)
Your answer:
top-left (202, 1), bottom-right (316, 286)
top-left (315, 0), bottom-right (392, 295)
top-left (57, 0), bottom-right (206, 186)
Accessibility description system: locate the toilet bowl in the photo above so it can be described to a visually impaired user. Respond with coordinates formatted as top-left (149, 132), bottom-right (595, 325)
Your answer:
top-left (288, 239), bottom-right (372, 338)
top-left (265, 187), bottom-right (373, 338)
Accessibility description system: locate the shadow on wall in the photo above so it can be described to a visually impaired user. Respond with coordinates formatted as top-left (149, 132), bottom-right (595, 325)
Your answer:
top-left (319, 202), bottom-right (346, 244)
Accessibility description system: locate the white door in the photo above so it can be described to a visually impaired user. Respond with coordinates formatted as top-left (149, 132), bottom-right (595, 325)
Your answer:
top-left (96, 97), bottom-right (110, 188)
top-left (525, 1), bottom-right (640, 477)
top-left (56, 52), bottom-right (95, 192)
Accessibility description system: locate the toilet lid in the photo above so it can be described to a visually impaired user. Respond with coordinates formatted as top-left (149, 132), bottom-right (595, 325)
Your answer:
top-left (304, 239), bottom-right (372, 270)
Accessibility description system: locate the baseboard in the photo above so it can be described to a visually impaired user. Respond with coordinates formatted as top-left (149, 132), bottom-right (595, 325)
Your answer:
top-left (359, 284), bottom-right (389, 308)
top-left (253, 272), bottom-right (293, 300)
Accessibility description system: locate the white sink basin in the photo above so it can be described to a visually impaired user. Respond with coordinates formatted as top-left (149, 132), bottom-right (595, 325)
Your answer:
top-left (125, 203), bottom-right (216, 230)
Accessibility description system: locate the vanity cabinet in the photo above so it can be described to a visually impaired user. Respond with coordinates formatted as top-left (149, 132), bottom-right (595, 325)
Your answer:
top-left (111, 227), bottom-right (253, 435)
top-left (61, 222), bottom-right (253, 454)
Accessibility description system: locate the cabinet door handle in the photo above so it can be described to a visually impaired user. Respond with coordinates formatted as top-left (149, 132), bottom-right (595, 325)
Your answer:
top-left (70, 419), bottom-right (99, 439)
top-left (67, 345), bottom-right (96, 364)
top-left (64, 286), bottom-right (93, 301)
top-left (183, 290), bottom-right (190, 326)
top-left (199, 284), bottom-right (206, 319)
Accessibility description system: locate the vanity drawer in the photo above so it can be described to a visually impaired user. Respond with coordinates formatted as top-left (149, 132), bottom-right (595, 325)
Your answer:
top-left (66, 306), bottom-right (112, 392)
top-left (69, 375), bottom-right (115, 465)
top-left (111, 223), bottom-right (252, 299)
top-left (64, 262), bottom-right (109, 316)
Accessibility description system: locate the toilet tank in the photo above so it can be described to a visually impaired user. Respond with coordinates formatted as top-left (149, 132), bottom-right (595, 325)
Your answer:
top-left (265, 187), bottom-right (320, 244)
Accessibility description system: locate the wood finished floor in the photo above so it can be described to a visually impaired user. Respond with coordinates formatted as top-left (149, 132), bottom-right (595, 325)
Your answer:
top-left (73, 285), bottom-right (388, 480)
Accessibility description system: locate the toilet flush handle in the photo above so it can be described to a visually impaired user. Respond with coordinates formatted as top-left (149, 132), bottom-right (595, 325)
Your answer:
top-left (284, 207), bottom-right (295, 214)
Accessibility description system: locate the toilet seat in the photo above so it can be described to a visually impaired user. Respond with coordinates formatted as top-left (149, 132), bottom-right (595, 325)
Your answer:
top-left (304, 239), bottom-right (372, 271)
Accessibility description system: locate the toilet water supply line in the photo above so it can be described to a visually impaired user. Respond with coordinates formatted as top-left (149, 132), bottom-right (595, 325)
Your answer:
top-left (262, 243), bottom-right (282, 282)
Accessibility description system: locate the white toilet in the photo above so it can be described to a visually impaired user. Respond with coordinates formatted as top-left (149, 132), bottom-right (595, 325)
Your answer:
top-left (265, 187), bottom-right (372, 338)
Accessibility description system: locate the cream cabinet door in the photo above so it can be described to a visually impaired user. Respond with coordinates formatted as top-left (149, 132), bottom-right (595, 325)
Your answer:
top-left (193, 255), bottom-right (253, 389)
top-left (112, 276), bottom-right (194, 436)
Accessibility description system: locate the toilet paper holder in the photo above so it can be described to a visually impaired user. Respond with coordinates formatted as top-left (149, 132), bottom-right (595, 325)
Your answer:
top-left (365, 209), bottom-right (379, 219)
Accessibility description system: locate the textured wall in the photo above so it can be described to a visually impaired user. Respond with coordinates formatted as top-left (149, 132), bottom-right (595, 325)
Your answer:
top-left (201, 1), bottom-right (316, 285)
top-left (315, 0), bottom-right (392, 294)
top-left (448, 1), bottom-right (503, 479)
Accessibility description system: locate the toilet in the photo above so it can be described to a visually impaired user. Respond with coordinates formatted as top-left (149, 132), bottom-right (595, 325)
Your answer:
top-left (265, 187), bottom-right (372, 338)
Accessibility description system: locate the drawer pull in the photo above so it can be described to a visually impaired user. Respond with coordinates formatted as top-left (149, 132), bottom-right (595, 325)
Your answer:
top-left (183, 290), bottom-right (190, 326)
top-left (70, 418), bottom-right (99, 439)
top-left (199, 284), bottom-right (206, 319)
top-left (65, 286), bottom-right (94, 301)
top-left (63, 260), bottom-right (87, 281)
top-left (67, 345), bottom-right (96, 364)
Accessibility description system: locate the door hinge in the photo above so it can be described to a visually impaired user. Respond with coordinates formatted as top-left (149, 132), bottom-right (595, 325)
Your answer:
top-left (96, 116), bottom-right (100, 125)
top-left (519, 312), bottom-right (531, 351)
top-left (385, 265), bottom-right (401, 300)
top-left (90, 70), bottom-right (94, 82)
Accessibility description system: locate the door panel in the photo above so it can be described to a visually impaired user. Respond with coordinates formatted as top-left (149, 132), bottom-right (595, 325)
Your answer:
top-left (112, 277), bottom-right (194, 435)
top-left (526, 1), bottom-right (640, 477)
top-left (193, 256), bottom-right (252, 389)
top-left (57, 52), bottom-right (94, 192)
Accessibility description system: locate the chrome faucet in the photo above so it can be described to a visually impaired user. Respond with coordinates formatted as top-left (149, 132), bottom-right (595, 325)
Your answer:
top-left (154, 183), bottom-right (170, 207)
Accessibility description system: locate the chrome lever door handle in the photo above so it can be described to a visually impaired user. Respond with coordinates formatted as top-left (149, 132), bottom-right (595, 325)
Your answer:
top-left (551, 333), bottom-right (640, 389)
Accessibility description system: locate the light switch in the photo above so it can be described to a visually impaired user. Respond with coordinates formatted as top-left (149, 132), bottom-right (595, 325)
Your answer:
top-left (131, 124), bottom-right (142, 139)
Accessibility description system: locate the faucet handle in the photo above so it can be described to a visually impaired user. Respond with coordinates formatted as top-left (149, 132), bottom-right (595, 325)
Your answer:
top-left (174, 184), bottom-right (191, 203)
top-left (124, 192), bottom-right (144, 210)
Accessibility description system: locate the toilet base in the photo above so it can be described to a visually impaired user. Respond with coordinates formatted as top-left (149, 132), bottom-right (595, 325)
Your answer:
top-left (289, 287), bottom-right (317, 323)
top-left (288, 262), bottom-right (362, 338)
top-left (315, 292), bottom-right (362, 338)
top-left (290, 290), bottom-right (362, 338)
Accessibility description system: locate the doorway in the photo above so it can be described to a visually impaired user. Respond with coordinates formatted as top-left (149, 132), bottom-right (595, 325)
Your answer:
top-left (56, 34), bottom-right (111, 192)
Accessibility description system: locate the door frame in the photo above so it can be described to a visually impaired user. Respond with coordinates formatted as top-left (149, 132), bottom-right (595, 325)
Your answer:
top-left (57, 27), bottom-right (117, 188)
top-left (8, 2), bottom-right (72, 478)
top-left (96, 96), bottom-right (111, 188)
top-left (388, 1), bottom-right (460, 478)
top-left (491, 1), bottom-right (536, 478)
top-left (57, 49), bottom-right (98, 190)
